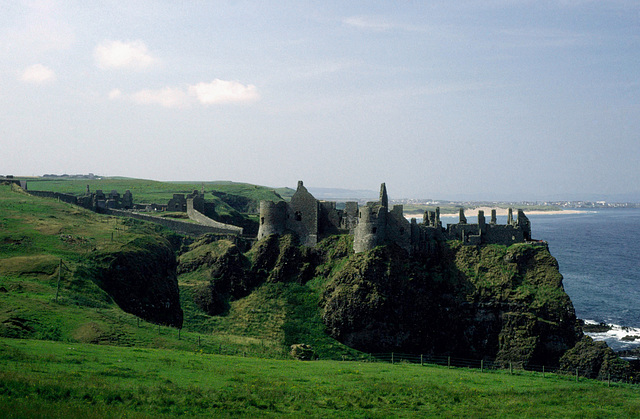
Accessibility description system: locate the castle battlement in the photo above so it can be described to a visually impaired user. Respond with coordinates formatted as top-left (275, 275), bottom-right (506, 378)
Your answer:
top-left (258, 181), bottom-right (533, 254)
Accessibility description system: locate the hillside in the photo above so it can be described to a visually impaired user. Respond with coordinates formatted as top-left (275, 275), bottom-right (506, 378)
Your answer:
top-left (2, 338), bottom-right (640, 418)
top-left (0, 183), bottom-right (355, 359)
top-left (0, 180), bottom-right (635, 389)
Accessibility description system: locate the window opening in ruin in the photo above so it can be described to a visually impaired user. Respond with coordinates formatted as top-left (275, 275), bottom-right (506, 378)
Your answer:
top-left (295, 211), bottom-right (302, 221)
top-left (372, 227), bottom-right (377, 234)
top-left (261, 217), bottom-right (265, 225)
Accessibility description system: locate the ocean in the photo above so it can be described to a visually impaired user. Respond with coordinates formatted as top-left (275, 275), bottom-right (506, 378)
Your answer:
top-left (441, 209), bottom-right (640, 350)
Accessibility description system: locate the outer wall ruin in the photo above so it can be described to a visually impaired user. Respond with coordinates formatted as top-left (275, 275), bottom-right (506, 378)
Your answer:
top-left (259, 181), bottom-right (533, 254)
top-left (21, 184), bottom-right (242, 237)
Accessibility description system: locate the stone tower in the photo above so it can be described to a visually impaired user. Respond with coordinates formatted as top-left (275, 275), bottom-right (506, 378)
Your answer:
top-left (353, 183), bottom-right (389, 253)
top-left (257, 201), bottom-right (288, 240)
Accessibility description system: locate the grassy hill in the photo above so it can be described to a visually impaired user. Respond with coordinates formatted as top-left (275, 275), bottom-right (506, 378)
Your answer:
top-left (25, 177), bottom-right (287, 208)
top-left (0, 183), bottom-right (345, 358)
top-left (2, 181), bottom-right (640, 416)
top-left (2, 338), bottom-right (639, 417)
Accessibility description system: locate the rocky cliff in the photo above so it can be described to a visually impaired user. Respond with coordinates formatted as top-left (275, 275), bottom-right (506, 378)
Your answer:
top-left (321, 241), bottom-right (581, 366)
top-left (180, 234), bottom-right (583, 367)
top-left (87, 236), bottom-right (183, 328)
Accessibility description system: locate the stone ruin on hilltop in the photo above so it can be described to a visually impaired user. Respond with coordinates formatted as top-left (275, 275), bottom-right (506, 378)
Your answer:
top-left (258, 181), bottom-right (532, 254)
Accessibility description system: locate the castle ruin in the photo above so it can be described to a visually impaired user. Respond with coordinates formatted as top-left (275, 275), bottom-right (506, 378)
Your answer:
top-left (257, 181), bottom-right (358, 246)
top-left (258, 181), bottom-right (532, 254)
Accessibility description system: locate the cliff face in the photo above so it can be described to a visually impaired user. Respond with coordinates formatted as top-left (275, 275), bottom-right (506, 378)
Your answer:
top-left (321, 241), bottom-right (581, 366)
top-left (178, 233), bottom-right (582, 366)
top-left (88, 236), bottom-right (183, 328)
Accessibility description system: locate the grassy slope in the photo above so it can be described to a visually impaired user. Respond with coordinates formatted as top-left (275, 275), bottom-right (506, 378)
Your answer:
top-left (26, 178), bottom-right (286, 206)
top-left (0, 185), bottom-right (288, 357)
top-left (176, 236), bottom-right (362, 359)
top-left (1, 338), bottom-right (639, 418)
top-left (0, 184), bottom-right (354, 359)
top-left (2, 182), bottom-right (639, 416)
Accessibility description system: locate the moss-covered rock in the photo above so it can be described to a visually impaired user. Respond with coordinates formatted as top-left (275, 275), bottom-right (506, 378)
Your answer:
top-left (559, 336), bottom-right (630, 379)
top-left (178, 237), bottom-right (254, 315)
top-left (87, 236), bottom-right (183, 327)
top-left (177, 232), bottom-right (589, 367)
top-left (320, 241), bottom-right (581, 366)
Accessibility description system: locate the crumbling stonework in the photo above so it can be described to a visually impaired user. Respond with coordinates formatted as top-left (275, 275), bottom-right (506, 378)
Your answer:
top-left (167, 194), bottom-right (187, 212)
top-left (258, 180), bottom-right (534, 254)
top-left (23, 183), bottom-right (242, 237)
top-left (257, 181), bottom-right (357, 246)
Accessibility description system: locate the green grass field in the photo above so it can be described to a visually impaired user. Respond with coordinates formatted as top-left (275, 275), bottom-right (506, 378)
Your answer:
top-left (2, 181), bottom-right (639, 417)
top-left (2, 337), bottom-right (639, 418)
top-left (25, 178), bottom-right (291, 206)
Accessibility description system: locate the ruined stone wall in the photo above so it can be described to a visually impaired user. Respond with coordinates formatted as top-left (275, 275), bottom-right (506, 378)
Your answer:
top-left (287, 181), bottom-right (318, 247)
top-left (353, 203), bottom-right (387, 253)
top-left (445, 209), bottom-right (529, 245)
top-left (386, 205), bottom-right (412, 253)
top-left (26, 190), bottom-right (79, 205)
top-left (342, 202), bottom-right (359, 231)
top-left (446, 223), bottom-right (481, 243)
top-left (167, 194), bottom-right (187, 212)
top-left (186, 199), bottom-right (242, 235)
top-left (189, 194), bottom-right (205, 213)
top-left (318, 201), bottom-right (344, 236)
top-left (257, 201), bottom-right (287, 240)
top-left (106, 209), bottom-right (238, 236)
top-left (483, 225), bottom-right (526, 245)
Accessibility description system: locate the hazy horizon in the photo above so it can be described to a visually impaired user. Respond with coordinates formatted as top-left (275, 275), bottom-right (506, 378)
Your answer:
top-left (2, 2), bottom-right (638, 200)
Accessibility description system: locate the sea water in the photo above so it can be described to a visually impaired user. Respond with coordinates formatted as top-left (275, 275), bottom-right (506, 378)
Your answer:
top-left (440, 209), bottom-right (640, 350)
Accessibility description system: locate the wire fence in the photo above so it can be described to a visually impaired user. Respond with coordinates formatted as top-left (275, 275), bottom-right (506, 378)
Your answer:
top-left (109, 314), bottom-right (640, 387)
top-left (320, 351), bottom-right (637, 386)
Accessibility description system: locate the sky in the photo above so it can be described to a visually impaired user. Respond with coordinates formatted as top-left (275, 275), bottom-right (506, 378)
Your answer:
top-left (1, 1), bottom-right (639, 201)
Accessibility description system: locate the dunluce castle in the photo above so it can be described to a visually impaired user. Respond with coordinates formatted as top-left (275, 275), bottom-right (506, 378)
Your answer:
top-left (15, 177), bottom-right (532, 252)
top-left (258, 181), bottom-right (532, 254)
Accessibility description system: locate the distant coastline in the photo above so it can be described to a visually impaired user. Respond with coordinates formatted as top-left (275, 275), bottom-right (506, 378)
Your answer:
top-left (404, 207), bottom-right (586, 220)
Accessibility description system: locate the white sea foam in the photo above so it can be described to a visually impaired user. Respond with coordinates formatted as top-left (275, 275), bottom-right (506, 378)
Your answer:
top-left (583, 319), bottom-right (640, 350)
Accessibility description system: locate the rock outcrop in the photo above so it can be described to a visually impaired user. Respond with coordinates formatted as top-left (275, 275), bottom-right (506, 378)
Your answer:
top-left (87, 236), bottom-right (183, 328)
top-left (320, 241), bottom-right (581, 366)
top-left (181, 232), bottom-right (584, 367)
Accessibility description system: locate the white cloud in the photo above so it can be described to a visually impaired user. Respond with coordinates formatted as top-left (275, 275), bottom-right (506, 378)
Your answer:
top-left (108, 88), bottom-right (122, 100)
top-left (109, 79), bottom-right (260, 108)
top-left (343, 16), bottom-right (393, 31)
top-left (188, 79), bottom-right (259, 105)
top-left (131, 87), bottom-right (189, 108)
top-left (94, 40), bottom-right (156, 70)
top-left (20, 63), bottom-right (55, 84)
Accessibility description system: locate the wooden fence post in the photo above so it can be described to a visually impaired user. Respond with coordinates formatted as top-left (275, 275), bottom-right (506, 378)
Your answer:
top-left (481, 360), bottom-right (484, 372)
top-left (448, 356), bottom-right (451, 369)
top-left (391, 352), bottom-right (394, 364)
top-left (55, 259), bottom-right (62, 302)
top-left (420, 354), bottom-right (423, 366)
